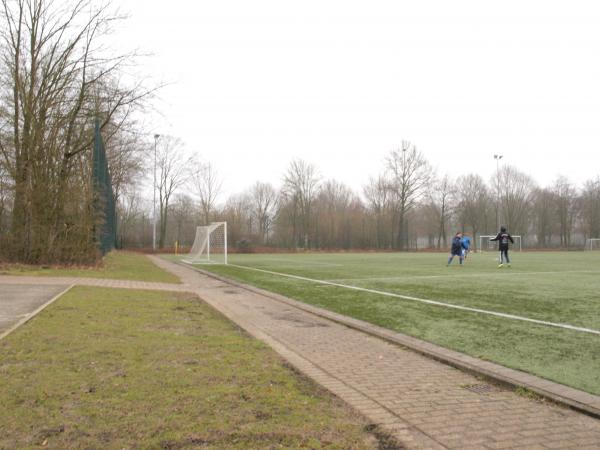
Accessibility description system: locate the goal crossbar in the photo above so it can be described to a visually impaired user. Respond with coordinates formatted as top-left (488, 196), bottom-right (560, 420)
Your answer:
top-left (585, 238), bottom-right (600, 251)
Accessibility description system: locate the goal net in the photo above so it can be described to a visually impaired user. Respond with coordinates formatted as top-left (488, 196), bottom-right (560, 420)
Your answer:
top-left (585, 238), bottom-right (600, 251)
top-left (479, 235), bottom-right (522, 252)
top-left (182, 222), bottom-right (228, 264)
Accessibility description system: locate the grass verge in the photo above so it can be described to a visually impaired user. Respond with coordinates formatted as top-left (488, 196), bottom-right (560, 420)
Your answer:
top-left (0, 286), bottom-right (394, 449)
top-left (0, 251), bottom-right (179, 283)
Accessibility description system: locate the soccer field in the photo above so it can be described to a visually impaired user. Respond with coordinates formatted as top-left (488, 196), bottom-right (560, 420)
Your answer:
top-left (175, 251), bottom-right (600, 395)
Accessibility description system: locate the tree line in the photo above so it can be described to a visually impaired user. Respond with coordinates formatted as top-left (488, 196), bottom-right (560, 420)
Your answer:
top-left (118, 141), bottom-right (600, 253)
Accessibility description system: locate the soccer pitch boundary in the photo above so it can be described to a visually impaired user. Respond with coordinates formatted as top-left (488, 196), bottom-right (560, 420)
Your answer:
top-left (227, 263), bottom-right (600, 336)
top-left (327, 269), bottom-right (600, 283)
top-left (247, 257), bottom-right (344, 267)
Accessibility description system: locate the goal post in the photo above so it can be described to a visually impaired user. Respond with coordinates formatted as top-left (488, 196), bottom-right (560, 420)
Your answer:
top-left (182, 222), bottom-right (228, 264)
top-left (479, 235), bottom-right (522, 252)
top-left (584, 238), bottom-right (600, 251)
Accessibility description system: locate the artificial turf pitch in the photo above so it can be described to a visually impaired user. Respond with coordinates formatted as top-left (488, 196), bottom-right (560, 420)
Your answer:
top-left (175, 251), bottom-right (600, 395)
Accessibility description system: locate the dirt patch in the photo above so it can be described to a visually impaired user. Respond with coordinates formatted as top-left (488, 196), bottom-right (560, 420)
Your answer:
top-left (268, 310), bottom-right (330, 328)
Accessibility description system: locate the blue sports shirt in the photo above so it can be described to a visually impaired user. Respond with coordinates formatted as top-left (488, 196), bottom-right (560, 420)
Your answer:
top-left (462, 236), bottom-right (471, 249)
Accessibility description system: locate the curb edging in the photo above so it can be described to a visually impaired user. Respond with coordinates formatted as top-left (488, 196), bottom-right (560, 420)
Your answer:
top-left (180, 262), bottom-right (600, 419)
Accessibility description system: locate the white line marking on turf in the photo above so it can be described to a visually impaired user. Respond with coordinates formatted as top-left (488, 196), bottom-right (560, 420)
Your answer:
top-left (245, 258), bottom-right (343, 267)
top-left (327, 269), bottom-right (600, 283)
top-left (228, 264), bottom-right (600, 336)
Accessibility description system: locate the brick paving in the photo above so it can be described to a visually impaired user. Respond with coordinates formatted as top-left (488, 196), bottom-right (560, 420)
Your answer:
top-left (0, 275), bottom-right (190, 292)
top-left (2, 260), bottom-right (600, 449)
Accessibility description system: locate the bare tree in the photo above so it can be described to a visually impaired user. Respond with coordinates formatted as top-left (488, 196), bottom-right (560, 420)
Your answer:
top-left (155, 136), bottom-right (194, 248)
top-left (282, 159), bottom-right (320, 248)
top-left (117, 187), bottom-right (143, 248)
top-left (492, 165), bottom-right (535, 235)
top-left (315, 180), bottom-right (353, 249)
top-left (455, 174), bottom-right (493, 248)
top-left (249, 181), bottom-right (277, 245)
top-left (427, 174), bottom-right (455, 248)
top-left (192, 162), bottom-right (222, 225)
top-left (170, 194), bottom-right (197, 248)
top-left (363, 175), bottom-right (391, 249)
top-left (96, 118), bottom-right (147, 246)
top-left (531, 187), bottom-right (555, 247)
top-left (385, 141), bottom-right (432, 249)
top-left (552, 176), bottom-right (578, 248)
top-left (221, 192), bottom-right (252, 248)
top-left (103, 122), bottom-right (147, 206)
top-left (0, 163), bottom-right (11, 235)
top-left (581, 177), bottom-right (600, 241)
top-left (272, 190), bottom-right (297, 248)
top-left (0, 0), bottom-right (154, 263)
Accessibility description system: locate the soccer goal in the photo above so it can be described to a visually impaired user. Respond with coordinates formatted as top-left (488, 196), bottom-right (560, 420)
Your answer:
top-left (479, 235), bottom-right (522, 252)
top-left (584, 238), bottom-right (600, 251)
top-left (182, 222), bottom-right (228, 264)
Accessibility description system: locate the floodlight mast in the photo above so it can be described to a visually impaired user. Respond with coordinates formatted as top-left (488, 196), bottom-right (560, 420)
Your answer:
top-left (494, 154), bottom-right (503, 230)
top-left (152, 134), bottom-right (160, 251)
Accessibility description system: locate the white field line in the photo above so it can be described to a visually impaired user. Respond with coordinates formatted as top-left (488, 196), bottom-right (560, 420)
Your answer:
top-left (239, 258), bottom-right (343, 267)
top-left (228, 264), bottom-right (600, 336)
top-left (327, 269), bottom-right (600, 283)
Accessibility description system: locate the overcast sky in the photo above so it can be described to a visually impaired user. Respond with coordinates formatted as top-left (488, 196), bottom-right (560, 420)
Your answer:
top-left (116, 0), bottom-right (600, 197)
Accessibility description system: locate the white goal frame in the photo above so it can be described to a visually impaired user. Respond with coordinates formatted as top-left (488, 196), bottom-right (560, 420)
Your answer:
top-left (585, 238), bottom-right (600, 251)
top-left (479, 235), bottom-right (522, 252)
top-left (182, 222), bottom-right (228, 264)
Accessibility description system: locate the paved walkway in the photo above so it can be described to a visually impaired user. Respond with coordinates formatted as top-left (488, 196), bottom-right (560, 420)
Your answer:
top-left (2, 261), bottom-right (600, 449)
top-left (0, 275), bottom-right (189, 292)
top-left (0, 284), bottom-right (70, 338)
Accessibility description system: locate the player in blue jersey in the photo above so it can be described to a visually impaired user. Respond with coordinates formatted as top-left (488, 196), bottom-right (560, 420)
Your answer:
top-left (461, 234), bottom-right (472, 261)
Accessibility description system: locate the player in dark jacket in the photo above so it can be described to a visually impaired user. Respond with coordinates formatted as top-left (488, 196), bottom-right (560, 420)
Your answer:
top-left (447, 232), bottom-right (464, 266)
top-left (490, 226), bottom-right (514, 267)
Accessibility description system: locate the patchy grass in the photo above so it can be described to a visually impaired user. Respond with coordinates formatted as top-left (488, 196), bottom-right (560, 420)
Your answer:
top-left (0, 251), bottom-right (179, 283)
top-left (0, 287), bottom-right (394, 449)
top-left (172, 251), bottom-right (600, 395)
top-left (514, 386), bottom-right (547, 402)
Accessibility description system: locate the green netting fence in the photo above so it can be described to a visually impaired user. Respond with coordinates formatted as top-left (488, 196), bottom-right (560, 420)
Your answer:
top-left (92, 119), bottom-right (116, 255)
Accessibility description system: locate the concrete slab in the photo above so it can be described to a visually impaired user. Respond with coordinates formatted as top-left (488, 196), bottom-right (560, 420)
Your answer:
top-left (0, 284), bottom-right (70, 337)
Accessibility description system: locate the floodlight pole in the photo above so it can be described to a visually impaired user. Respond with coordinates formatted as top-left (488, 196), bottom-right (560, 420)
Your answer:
top-left (494, 154), bottom-right (503, 230)
top-left (152, 134), bottom-right (160, 251)
top-left (401, 141), bottom-right (408, 249)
